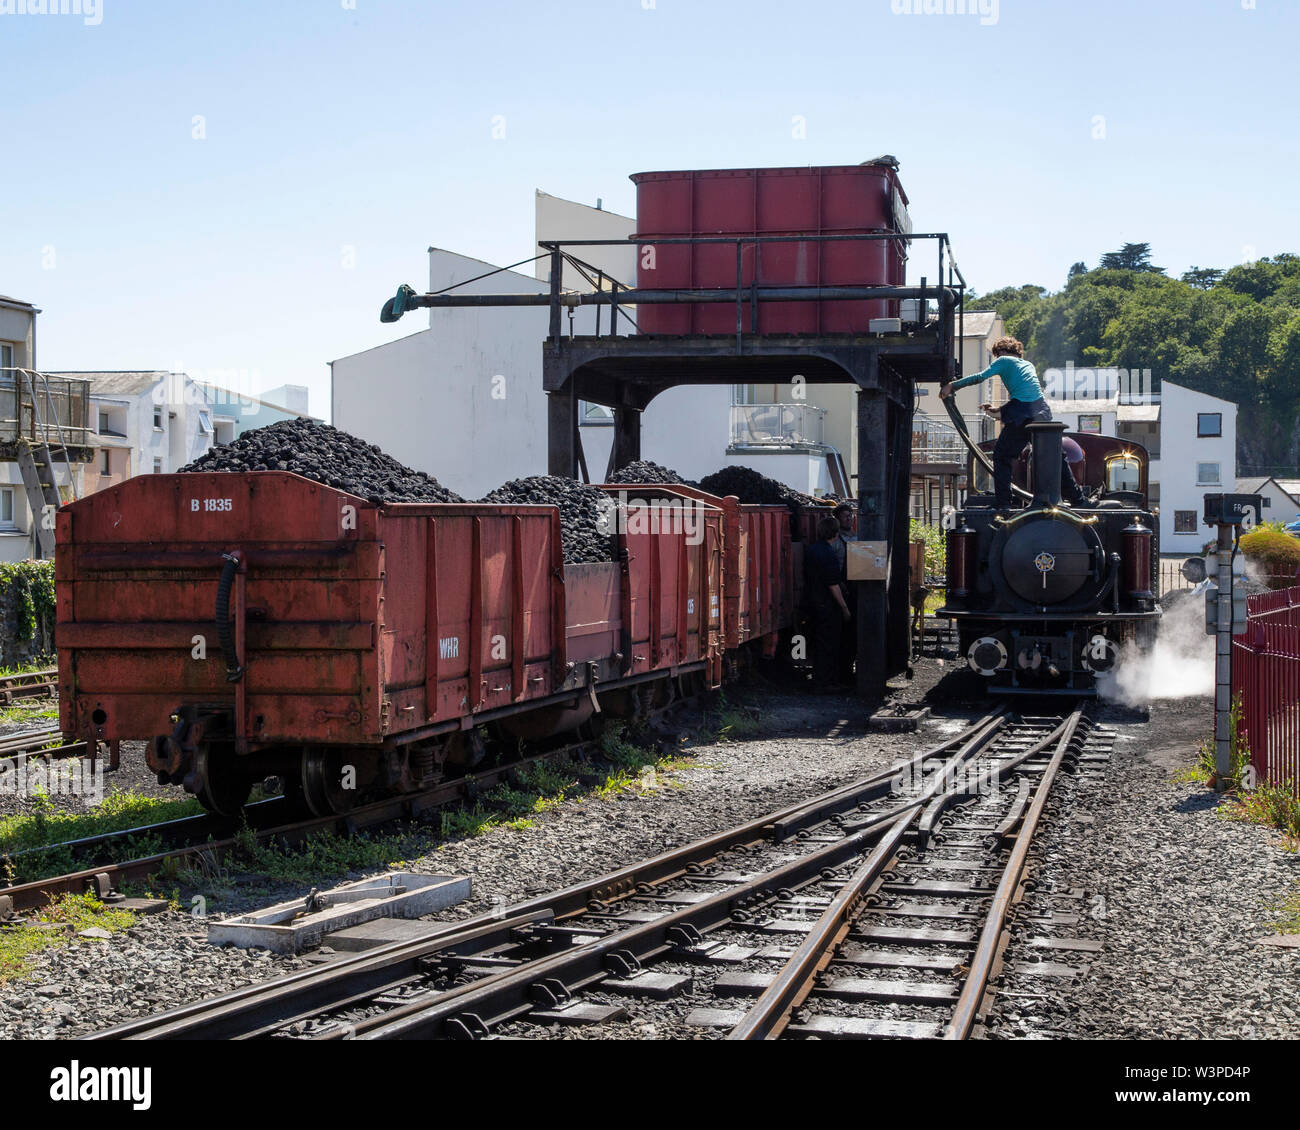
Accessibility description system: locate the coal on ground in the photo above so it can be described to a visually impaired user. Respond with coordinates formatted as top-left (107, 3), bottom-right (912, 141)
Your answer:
top-left (180, 419), bottom-right (463, 505)
top-left (481, 476), bottom-right (615, 565)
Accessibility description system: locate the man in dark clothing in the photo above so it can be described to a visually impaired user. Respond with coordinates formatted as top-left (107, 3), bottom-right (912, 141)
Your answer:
top-left (805, 515), bottom-right (851, 692)
top-left (831, 503), bottom-right (857, 684)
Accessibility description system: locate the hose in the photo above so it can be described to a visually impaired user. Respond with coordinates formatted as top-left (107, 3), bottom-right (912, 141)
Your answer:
top-left (216, 552), bottom-right (245, 682)
top-left (941, 394), bottom-right (1033, 502)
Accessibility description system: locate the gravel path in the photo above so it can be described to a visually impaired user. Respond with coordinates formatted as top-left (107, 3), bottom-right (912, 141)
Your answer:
top-left (993, 694), bottom-right (1300, 1040)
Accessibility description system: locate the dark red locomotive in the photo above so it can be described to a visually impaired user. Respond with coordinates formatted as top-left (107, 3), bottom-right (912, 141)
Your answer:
top-left (938, 422), bottom-right (1160, 693)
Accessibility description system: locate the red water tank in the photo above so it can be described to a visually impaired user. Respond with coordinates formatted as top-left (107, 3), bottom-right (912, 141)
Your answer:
top-left (630, 165), bottom-right (909, 335)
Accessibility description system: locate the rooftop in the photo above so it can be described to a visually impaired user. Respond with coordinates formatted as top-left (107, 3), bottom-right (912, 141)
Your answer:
top-left (955, 311), bottom-right (1001, 338)
top-left (52, 370), bottom-right (169, 395)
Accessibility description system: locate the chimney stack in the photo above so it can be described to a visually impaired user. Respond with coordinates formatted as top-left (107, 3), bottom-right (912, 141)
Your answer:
top-left (1027, 420), bottom-right (1067, 507)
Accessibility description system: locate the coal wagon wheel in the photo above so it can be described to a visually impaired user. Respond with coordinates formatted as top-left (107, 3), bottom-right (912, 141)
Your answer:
top-left (189, 745), bottom-right (253, 817)
top-left (300, 747), bottom-right (364, 817)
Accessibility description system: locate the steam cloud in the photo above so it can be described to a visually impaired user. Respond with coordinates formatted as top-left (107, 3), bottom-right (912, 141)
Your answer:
top-left (1097, 588), bottom-right (1213, 706)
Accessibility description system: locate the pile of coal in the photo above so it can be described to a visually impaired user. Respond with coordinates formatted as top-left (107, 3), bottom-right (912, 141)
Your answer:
top-left (606, 460), bottom-right (695, 487)
top-left (181, 419), bottom-right (463, 505)
top-left (697, 465), bottom-right (829, 515)
top-left (481, 476), bottom-right (613, 565)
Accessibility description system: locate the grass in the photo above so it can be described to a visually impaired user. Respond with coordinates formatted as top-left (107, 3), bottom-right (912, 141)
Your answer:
top-left (0, 892), bottom-right (136, 984)
top-left (222, 725), bottom-right (690, 879)
top-left (1174, 696), bottom-right (1251, 787)
top-left (1269, 887), bottom-right (1300, 935)
top-left (0, 702), bottom-right (59, 726)
top-left (0, 658), bottom-right (55, 678)
top-left (1176, 696), bottom-right (1300, 849)
top-left (1222, 779), bottom-right (1300, 847)
top-left (0, 788), bottom-right (204, 882)
top-left (226, 825), bottom-right (416, 886)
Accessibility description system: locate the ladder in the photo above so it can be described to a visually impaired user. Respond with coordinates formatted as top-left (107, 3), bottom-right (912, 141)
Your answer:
top-left (9, 370), bottom-right (80, 559)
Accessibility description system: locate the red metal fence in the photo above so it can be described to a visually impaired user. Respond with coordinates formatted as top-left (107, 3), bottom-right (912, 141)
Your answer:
top-left (1233, 585), bottom-right (1300, 796)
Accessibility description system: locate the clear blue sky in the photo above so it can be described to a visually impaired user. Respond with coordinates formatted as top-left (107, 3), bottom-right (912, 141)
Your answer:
top-left (1, 0), bottom-right (1294, 418)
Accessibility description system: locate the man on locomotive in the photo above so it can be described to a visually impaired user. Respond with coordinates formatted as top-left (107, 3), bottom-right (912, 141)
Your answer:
top-left (939, 337), bottom-right (1084, 510)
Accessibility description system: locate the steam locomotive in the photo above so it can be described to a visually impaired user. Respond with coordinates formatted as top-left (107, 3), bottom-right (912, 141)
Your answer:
top-left (938, 421), bottom-right (1160, 693)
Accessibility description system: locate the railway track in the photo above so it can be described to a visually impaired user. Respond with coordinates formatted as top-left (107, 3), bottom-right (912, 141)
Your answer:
top-left (94, 705), bottom-right (1108, 1041)
top-left (0, 666), bottom-right (57, 704)
top-left (1, 711), bottom-right (689, 914)
top-left (0, 724), bottom-right (93, 773)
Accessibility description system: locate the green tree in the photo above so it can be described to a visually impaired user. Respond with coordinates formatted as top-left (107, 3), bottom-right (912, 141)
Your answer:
top-left (1098, 242), bottom-right (1164, 273)
top-left (1182, 266), bottom-right (1223, 290)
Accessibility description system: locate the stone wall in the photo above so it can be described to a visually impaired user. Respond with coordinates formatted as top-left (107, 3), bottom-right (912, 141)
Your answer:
top-left (0, 561), bottom-right (56, 668)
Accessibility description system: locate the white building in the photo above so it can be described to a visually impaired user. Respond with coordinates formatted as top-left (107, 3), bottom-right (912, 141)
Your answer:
top-left (194, 381), bottom-right (315, 444)
top-left (1045, 373), bottom-right (1237, 553)
top-left (331, 193), bottom-right (740, 499)
top-left (59, 372), bottom-right (218, 490)
top-left (1236, 476), bottom-right (1300, 525)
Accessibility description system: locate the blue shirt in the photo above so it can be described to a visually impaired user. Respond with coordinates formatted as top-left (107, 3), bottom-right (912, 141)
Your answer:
top-left (952, 355), bottom-right (1043, 403)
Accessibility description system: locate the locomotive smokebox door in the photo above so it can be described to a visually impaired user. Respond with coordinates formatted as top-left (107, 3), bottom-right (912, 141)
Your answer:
top-left (1000, 519), bottom-right (1096, 604)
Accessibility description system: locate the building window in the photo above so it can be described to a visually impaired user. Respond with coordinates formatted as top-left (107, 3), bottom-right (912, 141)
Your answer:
top-left (0, 488), bottom-right (13, 530)
top-left (1197, 412), bottom-right (1222, 437)
top-left (1174, 510), bottom-right (1197, 533)
top-left (98, 410), bottom-right (110, 433)
top-left (153, 407), bottom-right (163, 430)
top-left (1197, 462), bottom-right (1221, 485)
top-left (580, 402), bottom-right (613, 426)
top-left (1078, 414), bottom-right (1102, 434)
top-left (197, 410), bottom-right (213, 435)
top-left (153, 457), bottom-right (163, 474)
top-left (101, 450), bottom-right (111, 475)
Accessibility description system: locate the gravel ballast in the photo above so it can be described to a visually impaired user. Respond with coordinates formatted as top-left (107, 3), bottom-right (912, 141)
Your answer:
top-left (990, 694), bottom-right (1300, 1040)
top-left (0, 687), bottom-right (929, 1039)
top-left (180, 418), bottom-right (463, 505)
top-left (5, 662), bottom-right (1298, 1040)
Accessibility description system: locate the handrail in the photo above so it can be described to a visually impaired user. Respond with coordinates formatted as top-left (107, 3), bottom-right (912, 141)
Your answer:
top-left (0, 367), bottom-right (87, 502)
top-left (382, 231), bottom-right (968, 356)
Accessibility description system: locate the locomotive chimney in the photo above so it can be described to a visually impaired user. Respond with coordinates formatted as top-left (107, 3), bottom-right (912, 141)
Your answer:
top-left (1027, 421), bottom-right (1067, 508)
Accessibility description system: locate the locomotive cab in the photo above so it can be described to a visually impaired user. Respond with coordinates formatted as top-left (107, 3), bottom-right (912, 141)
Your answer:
top-left (938, 423), bottom-right (1160, 693)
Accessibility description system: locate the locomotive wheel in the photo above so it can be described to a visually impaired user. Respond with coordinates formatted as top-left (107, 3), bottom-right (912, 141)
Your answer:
top-left (189, 746), bottom-right (252, 817)
top-left (301, 748), bottom-right (360, 817)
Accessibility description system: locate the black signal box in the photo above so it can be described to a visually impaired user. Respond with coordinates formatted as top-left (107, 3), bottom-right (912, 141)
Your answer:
top-left (1203, 493), bottom-right (1263, 527)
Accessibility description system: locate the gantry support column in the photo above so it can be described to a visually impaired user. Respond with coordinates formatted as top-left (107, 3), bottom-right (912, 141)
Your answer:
top-left (547, 389), bottom-right (578, 478)
top-left (606, 407), bottom-right (642, 480)
top-left (887, 396), bottom-right (914, 676)
top-left (854, 383), bottom-right (916, 701)
top-left (856, 387), bottom-right (889, 701)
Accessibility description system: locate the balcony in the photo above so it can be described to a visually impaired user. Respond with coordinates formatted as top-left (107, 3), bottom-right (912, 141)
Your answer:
top-left (912, 413), bottom-right (984, 466)
top-left (728, 403), bottom-right (826, 451)
top-left (0, 370), bottom-right (93, 452)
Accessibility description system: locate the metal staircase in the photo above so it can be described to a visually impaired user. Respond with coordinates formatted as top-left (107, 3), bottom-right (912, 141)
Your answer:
top-left (6, 370), bottom-right (81, 559)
